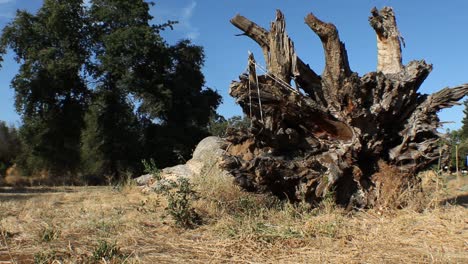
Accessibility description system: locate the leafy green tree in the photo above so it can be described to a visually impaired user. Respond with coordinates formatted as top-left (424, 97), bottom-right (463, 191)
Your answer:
top-left (448, 100), bottom-right (468, 170)
top-left (1, 0), bottom-right (222, 180)
top-left (161, 40), bottom-right (221, 129)
top-left (79, 0), bottom-right (160, 180)
top-left (83, 0), bottom-right (221, 174)
top-left (80, 86), bottom-right (141, 180)
top-left (147, 40), bottom-right (221, 163)
top-left (207, 113), bottom-right (228, 137)
top-left (446, 129), bottom-right (468, 170)
top-left (208, 115), bottom-right (251, 138)
top-left (461, 100), bottom-right (468, 140)
top-left (458, 139), bottom-right (468, 169)
top-left (87, 0), bottom-right (221, 167)
top-left (460, 100), bottom-right (468, 169)
top-left (0, 0), bottom-right (89, 176)
top-left (0, 122), bottom-right (21, 176)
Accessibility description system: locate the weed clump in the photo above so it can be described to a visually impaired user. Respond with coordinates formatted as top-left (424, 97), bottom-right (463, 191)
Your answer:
top-left (34, 251), bottom-right (58, 264)
top-left (155, 177), bottom-right (202, 229)
top-left (39, 226), bottom-right (60, 242)
top-left (142, 158), bottom-right (162, 181)
top-left (91, 240), bottom-right (123, 263)
top-left (143, 160), bottom-right (201, 229)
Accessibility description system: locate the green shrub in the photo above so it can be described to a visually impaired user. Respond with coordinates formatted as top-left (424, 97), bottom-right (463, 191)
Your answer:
top-left (34, 251), bottom-right (57, 264)
top-left (207, 115), bottom-right (251, 138)
top-left (39, 226), bottom-right (60, 242)
top-left (142, 158), bottom-right (161, 181)
top-left (91, 240), bottom-right (122, 262)
top-left (155, 177), bottom-right (202, 229)
top-left (0, 122), bottom-right (21, 176)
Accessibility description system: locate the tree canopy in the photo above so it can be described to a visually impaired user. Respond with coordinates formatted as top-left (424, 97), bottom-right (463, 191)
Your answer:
top-left (0, 0), bottom-right (221, 181)
top-left (461, 100), bottom-right (468, 140)
top-left (0, 121), bottom-right (21, 176)
top-left (0, 0), bottom-right (89, 175)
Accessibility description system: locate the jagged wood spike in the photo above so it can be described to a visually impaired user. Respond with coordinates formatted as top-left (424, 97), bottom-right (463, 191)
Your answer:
top-left (230, 13), bottom-right (324, 102)
top-left (369, 7), bottom-right (403, 74)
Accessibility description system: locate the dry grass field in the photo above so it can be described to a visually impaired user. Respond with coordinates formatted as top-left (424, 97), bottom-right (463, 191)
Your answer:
top-left (0, 171), bottom-right (467, 263)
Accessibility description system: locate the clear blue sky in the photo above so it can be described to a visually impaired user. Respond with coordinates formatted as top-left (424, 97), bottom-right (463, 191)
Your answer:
top-left (1, 0), bottom-right (467, 131)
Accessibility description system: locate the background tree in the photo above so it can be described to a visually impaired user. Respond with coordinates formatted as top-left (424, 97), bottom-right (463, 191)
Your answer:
top-left (457, 139), bottom-right (468, 170)
top-left (84, 0), bottom-right (221, 175)
top-left (0, 0), bottom-right (222, 181)
top-left (79, 0), bottom-right (159, 180)
top-left (0, 0), bottom-right (89, 176)
top-left (461, 100), bottom-right (468, 140)
top-left (208, 115), bottom-right (251, 138)
top-left (461, 100), bottom-right (468, 168)
top-left (0, 122), bottom-right (21, 177)
top-left (141, 40), bottom-right (222, 166)
top-left (447, 100), bottom-right (468, 170)
top-left (80, 87), bottom-right (141, 181)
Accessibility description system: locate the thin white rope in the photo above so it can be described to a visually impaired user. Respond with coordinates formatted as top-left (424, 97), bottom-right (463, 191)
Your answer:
top-left (247, 72), bottom-right (253, 126)
top-left (253, 62), bottom-right (300, 95)
top-left (241, 60), bottom-right (254, 127)
top-left (255, 62), bottom-right (298, 94)
top-left (245, 52), bottom-right (304, 125)
top-left (254, 68), bottom-right (265, 123)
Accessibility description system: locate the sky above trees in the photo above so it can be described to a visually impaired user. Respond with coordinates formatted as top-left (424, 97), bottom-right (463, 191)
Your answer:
top-left (1, 0), bottom-right (467, 131)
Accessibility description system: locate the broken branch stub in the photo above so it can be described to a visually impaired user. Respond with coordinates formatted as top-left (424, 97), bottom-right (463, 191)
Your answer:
top-left (369, 7), bottom-right (403, 74)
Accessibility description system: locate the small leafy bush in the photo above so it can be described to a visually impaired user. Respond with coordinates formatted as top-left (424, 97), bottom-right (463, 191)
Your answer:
top-left (39, 226), bottom-right (60, 242)
top-left (155, 177), bottom-right (202, 229)
top-left (34, 251), bottom-right (57, 264)
top-left (142, 158), bottom-right (162, 181)
top-left (142, 159), bottom-right (201, 228)
top-left (91, 240), bottom-right (122, 262)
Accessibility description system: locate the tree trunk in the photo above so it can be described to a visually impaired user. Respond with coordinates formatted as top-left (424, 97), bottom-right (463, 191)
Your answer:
top-left (221, 7), bottom-right (468, 207)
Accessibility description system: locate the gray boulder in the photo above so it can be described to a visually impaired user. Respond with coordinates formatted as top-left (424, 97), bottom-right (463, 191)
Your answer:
top-left (136, 136), bottom-right (229, 190)
top-left (134, 174), bottom-right (155, 186)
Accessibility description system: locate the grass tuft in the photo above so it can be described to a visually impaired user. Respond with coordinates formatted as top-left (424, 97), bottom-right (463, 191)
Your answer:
top-left (39, 226), bottom-right (60, 242)
top-left (34, 251), bottom-right (58, 264)
top-left (91, 240), bottom-right (123, 263)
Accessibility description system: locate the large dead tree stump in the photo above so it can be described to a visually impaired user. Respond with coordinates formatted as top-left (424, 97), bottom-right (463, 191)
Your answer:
top-left (221, 7), bottom-right (468, 207)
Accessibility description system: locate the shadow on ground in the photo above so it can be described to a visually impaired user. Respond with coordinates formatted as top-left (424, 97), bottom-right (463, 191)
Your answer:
top-left (0, 187), bottom-right (77, 202)
top-left (440, 194), bottom-right (468, 208)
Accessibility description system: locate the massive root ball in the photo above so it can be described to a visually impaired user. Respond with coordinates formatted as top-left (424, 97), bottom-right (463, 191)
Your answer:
top-left (220, 7), bottom-right (468, 207)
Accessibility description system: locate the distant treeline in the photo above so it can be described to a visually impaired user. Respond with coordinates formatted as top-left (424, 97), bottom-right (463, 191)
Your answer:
top-left (0, 0), bottom-right (243, 183)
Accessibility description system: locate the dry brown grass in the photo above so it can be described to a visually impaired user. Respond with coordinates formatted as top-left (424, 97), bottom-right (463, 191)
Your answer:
top-left (1, 165), bottom-right (90, 187)
top-left (0, 171), bottom-right (467, 263)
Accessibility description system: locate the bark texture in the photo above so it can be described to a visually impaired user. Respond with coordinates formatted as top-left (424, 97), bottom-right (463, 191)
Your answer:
top-left (222, 7), bottom-right (468, 207)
